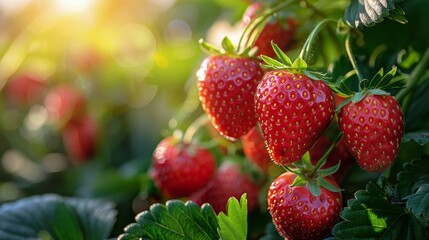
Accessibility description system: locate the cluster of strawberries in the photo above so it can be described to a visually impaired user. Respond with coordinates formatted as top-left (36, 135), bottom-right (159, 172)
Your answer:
top-left (150, 2), bottom-right (404, 239)
top-left (4, 74), bottom-right (98, 164)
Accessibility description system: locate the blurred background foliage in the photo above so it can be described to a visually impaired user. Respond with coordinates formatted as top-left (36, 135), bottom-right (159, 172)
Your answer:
top-left (0, 0), bottom-right (249, 236)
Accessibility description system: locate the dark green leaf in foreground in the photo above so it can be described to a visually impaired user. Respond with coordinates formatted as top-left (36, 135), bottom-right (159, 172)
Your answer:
top-left (403, 130), bottom-right (429, 146)
top-left (331, 182), bottom-right (428, 239)
top-left (118, 200), bottom-right (219, 240)
top-left (0, 194), bottom-right (117, 240)
top-left (405, 184), bottom-right (429, 218)
top-left (258, 222), bottom-right (283, 240)
top-left (218, 194), bottom-right (248, 240)
top-left (396, 156), bottom-right (429, 198)
top-left (345, 0), bottom-right (406, 28)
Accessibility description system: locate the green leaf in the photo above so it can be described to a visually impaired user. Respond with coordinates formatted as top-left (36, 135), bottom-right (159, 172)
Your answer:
top-left (258, 222), bottom-right (283, 240)
top-left (403, 131), bottom-right (429, 145)
top-left (217, 194), bottom-right (248, 240)
top-left (344, 0), bottom-right (403, 28)
top-left (260, 55), bottom-right (287, 69)
top-left (397, 157), bottom-right (429, 198)
top-left (271, 41), bottom-right (292, 67)
top-left (291, 175), bottom-right (307, 187)
top-left (199, 39), bottom-right (222, 55)
top-left (66, 196), bottom-right (118, 240)
top-left (351, 91), bottom-right (367, 103)
top-left (404, 184), bottom-right (429, 218)
top-left (308, 181), bottom-right (321, 197)
top-left (367, 88), bottom-right (389, 95)
top-left (222, 37), bottom-right (236, 55)
top-left (318, 178), bottom-right (342, 193)
top-left (387, 5), bottom-right (408, 24)
top-left (0, 194), bottom-right (116, 240)
top-left (368, 68), bottom-right (384, 88)
top-left (317, 163), bottom-right (341, 178)
top-left (332, 182), bottom-right (428, 239)
top-left (52, 203), bottom-right (83, 240)
top-left (360, 78), bottom-right (370, 90)
top-left (376, 66), bottom-right (396, 88)
top-left (291, 57), bottom-right (308, 70)
top-left (303, 70), bottom-right (329, 81)
top-left (118, 200), bottom-right (219, 240)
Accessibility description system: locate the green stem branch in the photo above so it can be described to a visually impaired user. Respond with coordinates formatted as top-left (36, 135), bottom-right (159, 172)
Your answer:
top-left (309, 132), bottom-right (343, 178)
top-left (345, 33), bottom-right (364, 89)
top-left (298, 19), bottom-right (336, 63)
top-left (238, 0), bottom-right (297, 52)
top-left (182, 114), bottom-right (210, 144)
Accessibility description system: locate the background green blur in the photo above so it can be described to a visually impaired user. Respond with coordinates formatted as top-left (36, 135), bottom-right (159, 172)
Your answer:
top-left (0, 0), bottom-right (249, 235)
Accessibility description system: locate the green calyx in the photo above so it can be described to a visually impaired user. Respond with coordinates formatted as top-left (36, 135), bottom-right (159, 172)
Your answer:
top-left (332, 66), bottom-right (406, 111)
top-left (283, 133), bottom-right (344, 197)
top-left (287, 160), bottom-right (342, 197)
top-left (199, 37), bottom-right (257, 58)
top-left (261, 41), bottom-right (328, 80)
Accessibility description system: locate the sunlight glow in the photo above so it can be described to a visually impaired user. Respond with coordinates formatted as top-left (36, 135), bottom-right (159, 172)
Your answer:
top-left (53, 0), bottom-right (94, 13)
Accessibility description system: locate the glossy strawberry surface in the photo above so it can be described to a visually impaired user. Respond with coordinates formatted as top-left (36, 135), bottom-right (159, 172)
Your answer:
top-left (242, 2), bottom-right (297, 58)
top-left (150, 137), bottom-right (216, 198)
top-left (255, 71), bottom-right (335, 165)
top-left (197, 55), bottom-right (263, 140)
top-left (339, 94), bottom-right (404, 172)
top-left (44, 85), bottom-right (86, 125)
top-left (5, 74), bottom-right (45, 107)
top-left (191, 161), bottom-right (260, 214)
top-left (310, 136), bottom-right (355, 182)
top-left (267, 172), bottom-right (342, 240)
top-left (241, 126), bottom-right (272, 173)
top-left (63, 115), bottom-right (98, 163)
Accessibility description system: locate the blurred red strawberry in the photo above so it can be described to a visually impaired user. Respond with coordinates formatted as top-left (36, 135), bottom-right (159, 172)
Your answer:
top-left (150, 137), bottom-right (216, 198)
top-left (335, 94), bottom-right (348, 107)
top-left (241, 126), bottom-right (272, 173)
top-left (242, 2), bottom-right (297, 58)
top-left (4, 73), bottom-right (46, 107)
top-left (191, 161), bottom-right (261, 214)
top-left (62, 115), bottom-right (98, 163)
top-left (310, 136), bottom-right (355, 182)
top-left (72, 47), bottom-right (101, 73)
top-left (44, 85), bottom-right (86, 126)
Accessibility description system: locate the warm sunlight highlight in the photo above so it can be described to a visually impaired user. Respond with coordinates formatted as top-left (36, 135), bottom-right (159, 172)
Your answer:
top-left (53, 0), bottom-right (95, 13)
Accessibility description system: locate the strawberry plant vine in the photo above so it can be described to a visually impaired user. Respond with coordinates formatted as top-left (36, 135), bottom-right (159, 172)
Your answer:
top-left (2, 0), bottom-right (429, 240)
top-left (119, 0), bottom-right (429, 239)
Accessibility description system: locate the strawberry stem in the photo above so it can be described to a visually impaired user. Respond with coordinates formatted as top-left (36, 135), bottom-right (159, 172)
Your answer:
top-left (237, 0), bottom-right (297, 53)
top-left (301, 0), bottom-right (342, 49)
top-left (282, 165), bottom-right (301, 176)
top-left (309, 132), bottom-right (343, 178)
top-left (345, 33), bottom-right (364, 89)
top-left (183, 114), bottom-right (210, 144)
top-left (298, 18), bottom-right (336, 64)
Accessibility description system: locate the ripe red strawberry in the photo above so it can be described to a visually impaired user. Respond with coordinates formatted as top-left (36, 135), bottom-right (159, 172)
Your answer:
top-left (254, 71), bottom-right (335, 165)
top-left (191, 161), bottom-right (260, 214)
top-left (242, 2), bottom-right (297, 58)
top-left (310, 136), bottom-right (355, 182)
top-left (241, 126), bottom-right (272, 173)
top-left (62, 115), bottom-right (98, 163)
top-left (5, 73), bottom-right (46, 107)
top-left (44, 85), bottom-right (86, 125)
top-left (267, 172), bottom-right (342, 240)
top-left (150, 137), bottom-right (216, 198)
top-left (339, 94), bottom-right (404, 172)
top-left (196, 55), bottom-right (263, 140)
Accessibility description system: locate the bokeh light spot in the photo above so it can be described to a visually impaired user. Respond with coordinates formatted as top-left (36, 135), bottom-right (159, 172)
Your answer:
top-left (112, 23), bottom-right (156, 68)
